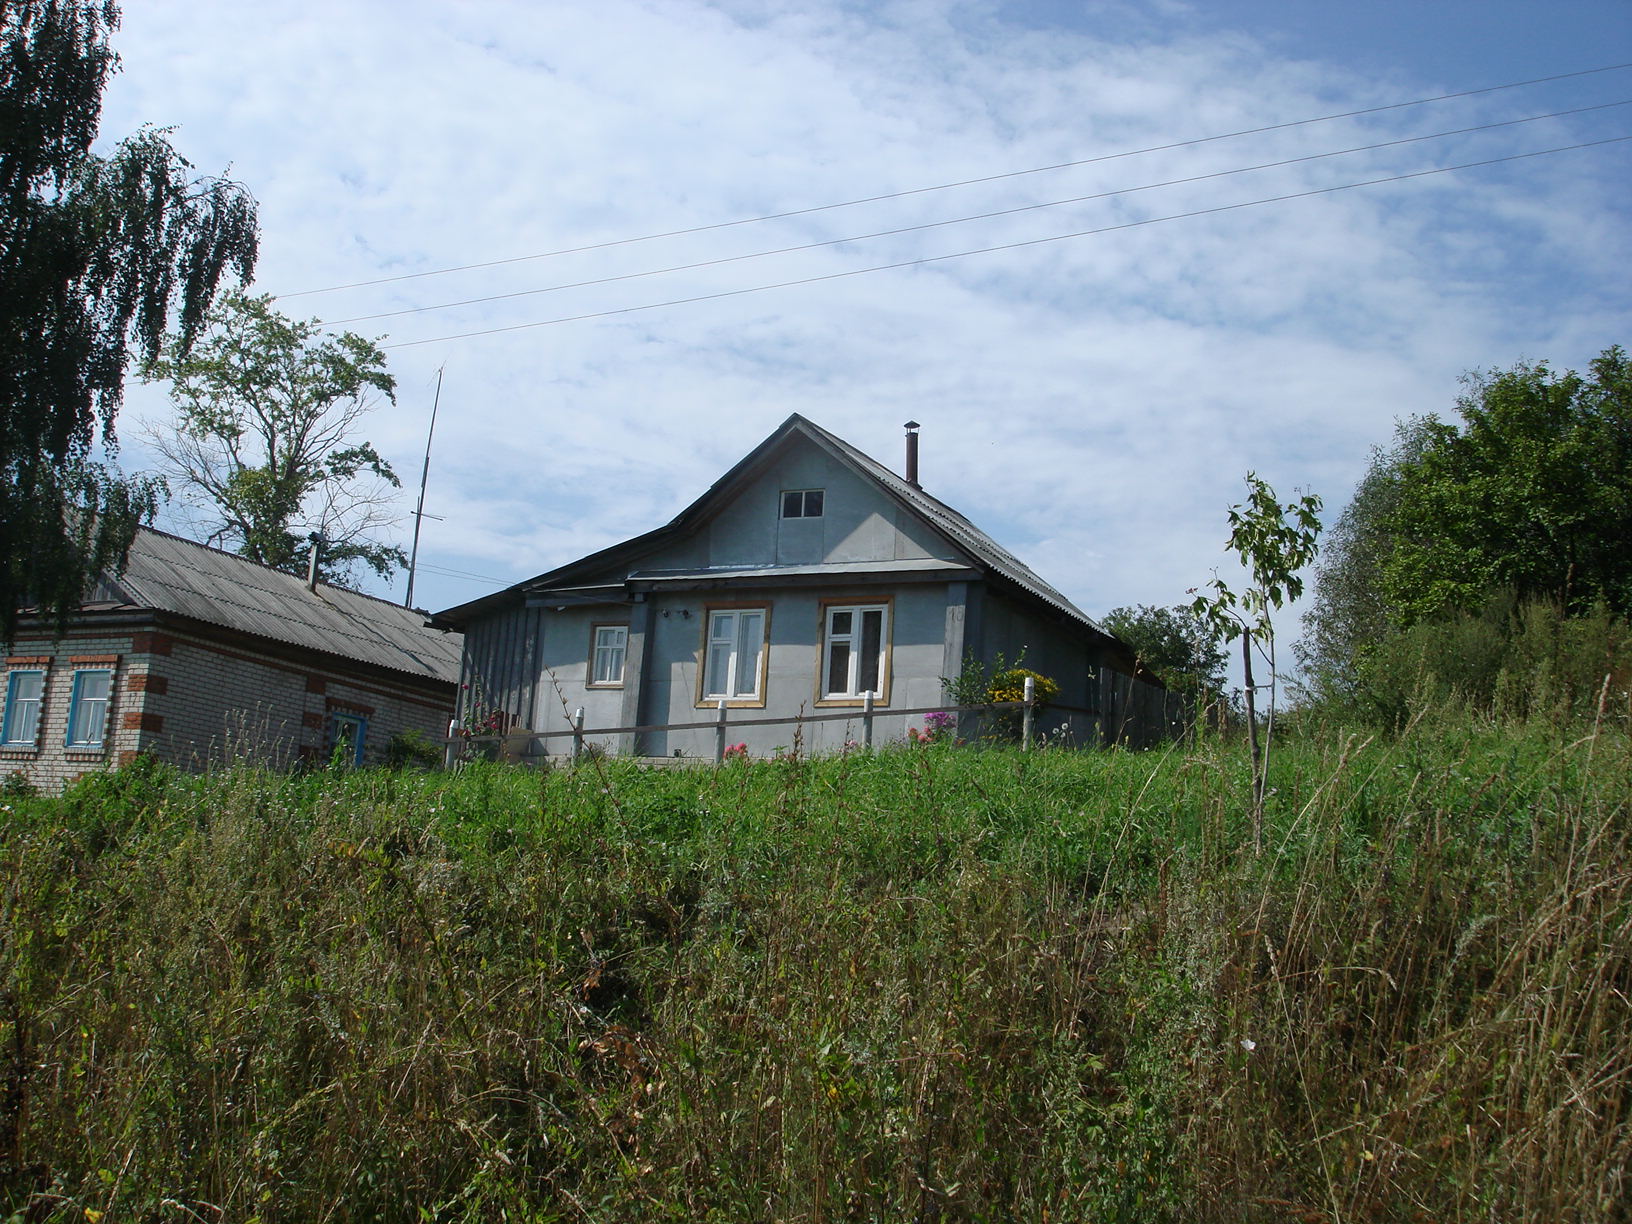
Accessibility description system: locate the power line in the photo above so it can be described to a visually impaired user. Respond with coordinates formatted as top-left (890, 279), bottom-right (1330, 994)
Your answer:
top-left (414, 562), bottom-right (511, 585)
top-left (324, 100), bottom-right (1631, 327)
top-left (380, 135), bottom-right (1631, 350)
top-left (278, 61), bottom-right (1632, 301)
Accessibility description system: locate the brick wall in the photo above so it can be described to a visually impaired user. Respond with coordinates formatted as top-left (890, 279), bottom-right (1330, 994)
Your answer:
top-left (2, 632), bottom-right (145, 793)
top-left (2, 619), bottom-right (455, 792)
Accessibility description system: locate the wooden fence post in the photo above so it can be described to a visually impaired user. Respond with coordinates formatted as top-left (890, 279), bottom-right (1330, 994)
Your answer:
top-left (571, 707), bottom-right (585, 761)
top-left (714, 699), bottom-right (728, 763)
top-left (862, 690), bottom-right (875, 748)
top-left (1022, 673), bottom-right (1035, 751)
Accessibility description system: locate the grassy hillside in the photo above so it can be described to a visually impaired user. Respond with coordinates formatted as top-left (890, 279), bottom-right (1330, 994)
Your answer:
top-left (1, 710), bottom-right (1627, 1221)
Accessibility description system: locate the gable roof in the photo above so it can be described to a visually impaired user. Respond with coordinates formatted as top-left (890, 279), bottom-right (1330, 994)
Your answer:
top-left (793, 416), bottom-right (1108, 634)
top-left (51, 527), bottom-right (462, 685)
top-left (434, 414), bottom-right (1112, 640)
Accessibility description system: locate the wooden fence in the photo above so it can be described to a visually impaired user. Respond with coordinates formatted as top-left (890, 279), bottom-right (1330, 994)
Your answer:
top-left (446, 676), bottom-right (1192, 766)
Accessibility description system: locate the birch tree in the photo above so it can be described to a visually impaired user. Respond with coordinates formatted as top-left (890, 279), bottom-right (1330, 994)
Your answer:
top-left (142, 292), bottom-right (405, 587)
top-left (1, 0), bottom-right (258, 642)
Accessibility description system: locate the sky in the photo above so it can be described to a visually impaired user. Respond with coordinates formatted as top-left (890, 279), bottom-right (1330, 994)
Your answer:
top-left (94, 0), bottom-right (1631, 689)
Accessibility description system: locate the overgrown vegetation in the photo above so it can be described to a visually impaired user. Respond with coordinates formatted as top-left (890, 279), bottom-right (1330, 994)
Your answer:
top-left (1298, 345), bottom-right (1631, 719)
top-left (2, 700), bottom-right (1626, 1220)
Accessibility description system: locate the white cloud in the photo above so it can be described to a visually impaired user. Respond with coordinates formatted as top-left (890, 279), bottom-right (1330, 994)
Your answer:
top-left (95, 1), bottom-right (1630, 685)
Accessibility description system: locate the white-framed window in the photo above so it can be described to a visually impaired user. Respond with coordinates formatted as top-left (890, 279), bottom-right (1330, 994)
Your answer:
top-left (65, 669), bottom-right (112, 749)
top-left (327, 712), bottom-right (367, 766)
top-left (781, 489), bottom-right (824, 519)
top-left (2, 670), bottom-right (45, 747)
top-left (590, 624), bottom-right (628, 686)
top-left (822, 603), bottom-right (888, 700)
top-left (702, 608), bottom-right (767, 702)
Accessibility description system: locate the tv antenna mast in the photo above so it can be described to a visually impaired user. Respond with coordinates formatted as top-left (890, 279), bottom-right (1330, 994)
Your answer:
top-left (403, 365), bottom-right (445, 609)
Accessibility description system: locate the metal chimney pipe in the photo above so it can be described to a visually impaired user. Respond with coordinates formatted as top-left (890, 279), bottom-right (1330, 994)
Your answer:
top-left (306, 532), bottom-right (326, 592)
top-left (904, 420), bottom-right (921, 488)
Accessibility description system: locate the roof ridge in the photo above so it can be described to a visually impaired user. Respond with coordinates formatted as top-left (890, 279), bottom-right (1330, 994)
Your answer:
top-left (132, 525), bottom-right (419, 614)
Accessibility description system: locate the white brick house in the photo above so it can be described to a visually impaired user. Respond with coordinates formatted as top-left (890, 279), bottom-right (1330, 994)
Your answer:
top-left (2, 528), bottom-right (461, 791)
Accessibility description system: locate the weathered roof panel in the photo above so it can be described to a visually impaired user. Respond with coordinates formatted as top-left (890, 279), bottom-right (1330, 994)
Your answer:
top-left (88, 529), bottom-right (461, 684)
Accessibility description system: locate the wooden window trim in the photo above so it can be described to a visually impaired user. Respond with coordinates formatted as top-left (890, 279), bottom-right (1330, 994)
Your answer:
top-left (587, 622), bottom-right (629, 689)
top-left (813, 595), bottom-right (894, 708)
top-left (64, 666), bottom-right (115, 751)
top-left (694, 603), bottom-right (771, 709)
top-left (1, 667), bottom-right (46, 748)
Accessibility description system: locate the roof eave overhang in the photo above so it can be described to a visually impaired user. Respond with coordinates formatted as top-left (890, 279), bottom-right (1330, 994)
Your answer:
top-left (10, 606), bottom-right (459, 690)
top-left (627, 565), bottom-right (982, 594)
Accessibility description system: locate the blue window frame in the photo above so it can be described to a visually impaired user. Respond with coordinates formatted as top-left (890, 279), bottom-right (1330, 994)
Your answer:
top-left (327, 712), bottom-right (368, 766)
top-left (65, 669), bottom-right (112, 749)
top-left (2, 670), bottom-right (45, 747)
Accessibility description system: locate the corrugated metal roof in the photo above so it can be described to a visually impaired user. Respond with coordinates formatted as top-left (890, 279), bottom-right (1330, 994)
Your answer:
top-left (85, 528), bottom-right (462, 684)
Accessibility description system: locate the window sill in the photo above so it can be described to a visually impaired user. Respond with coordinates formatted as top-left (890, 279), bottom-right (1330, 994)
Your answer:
top-left (64, 748), bottom-right (107, 759)
top-left (815, 695), bottom-right (891, 708)
top-left (695, 698), bottom-right (767, 710)
top-left (0, 746), bottom-right (40, 757)
top-left (586, 682), bottom-right (625, 691)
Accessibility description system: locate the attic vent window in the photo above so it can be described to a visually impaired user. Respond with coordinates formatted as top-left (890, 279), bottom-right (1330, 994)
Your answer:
top-left (781, 489), bottom-right (824, 519)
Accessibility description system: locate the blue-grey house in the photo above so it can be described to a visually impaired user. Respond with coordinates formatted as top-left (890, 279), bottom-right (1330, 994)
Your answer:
top-left (432, 416), bottom-right (1174, 756)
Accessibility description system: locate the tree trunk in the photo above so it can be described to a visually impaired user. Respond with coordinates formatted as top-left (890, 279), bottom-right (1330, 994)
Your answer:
top-left (1242, 630), bottom-right (1264, 852)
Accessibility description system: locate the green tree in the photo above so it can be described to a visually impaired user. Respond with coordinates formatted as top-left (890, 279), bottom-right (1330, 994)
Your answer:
top-left (1294, 417), bottom-right (1435, 707)
top-left (1, 0), bottom-right (258, 642)
top-left (1297, 346), bottom-right (1631, 715)
top-left (1102, 602), bottom-right (1227, 703)
top-left (142, 292), bottom-right (404, 586)
top-left (1383, 347), bottom-right (1632, 623)
top-left (1193, 474), bottom-right (1322, 847)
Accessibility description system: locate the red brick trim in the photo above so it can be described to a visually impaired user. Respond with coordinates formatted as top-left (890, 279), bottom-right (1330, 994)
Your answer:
top-left (122, 711), bottom-right (164, 732)
top-left (305, 675), bottom-right (328, 694)
top-left (127, 673), bottom-right (169, 695)
top-left (132, 633), bottom-right (174, 656)
top-left (69, 654), bottom-right (119, 665)
top-left (325, 697), bottom-right (375, 717)
top-left (117, 750), bottom-right (141, 767)
top-left (5, 656), bottom-right (50, 667)
top-left (301, 712), bottom-right (324, 730)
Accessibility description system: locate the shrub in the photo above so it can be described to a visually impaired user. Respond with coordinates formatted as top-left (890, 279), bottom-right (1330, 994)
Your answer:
top-left (386, 727), bottom-right (444, 770)
top-left (986, 666), bottom-right (1060, 705)
top-left (1355, 592), bottom-right (1632, 726)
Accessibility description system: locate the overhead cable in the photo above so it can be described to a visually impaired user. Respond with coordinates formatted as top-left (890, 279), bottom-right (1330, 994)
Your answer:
top-left (325, 100), bottom-right (1631, 326)
top-left (280, 62), bottom-right (1632, 300)
top-left (380, 135), bottom-right (1631, 350)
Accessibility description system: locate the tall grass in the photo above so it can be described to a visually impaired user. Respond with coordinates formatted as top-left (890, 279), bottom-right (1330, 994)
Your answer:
top-left (1, 714), bottom-right (1626, 1221)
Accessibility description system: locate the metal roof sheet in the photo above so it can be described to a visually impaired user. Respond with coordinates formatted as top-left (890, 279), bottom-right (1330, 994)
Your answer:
top-left (86, 528), bottom-right (462, 684)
